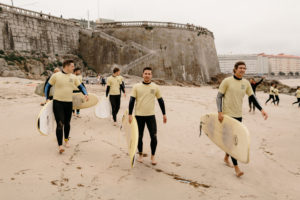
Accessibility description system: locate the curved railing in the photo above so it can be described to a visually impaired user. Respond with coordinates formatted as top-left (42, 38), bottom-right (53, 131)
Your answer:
top-left (96, 21), bottom-right (214, 38)
top-left (0, 2), bottom-right (79, 26)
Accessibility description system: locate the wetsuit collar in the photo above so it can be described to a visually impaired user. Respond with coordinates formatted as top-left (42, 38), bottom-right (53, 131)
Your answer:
top-left (62, 70), bottom-right (67, 74)
top-left (143, 81), bottom-right (151, 85)
top-left (233, 75), bottom-right (242, 80)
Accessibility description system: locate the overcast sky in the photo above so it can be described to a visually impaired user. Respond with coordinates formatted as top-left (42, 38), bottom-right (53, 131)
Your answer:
top-left (1, 0), bottom-right (299, 55)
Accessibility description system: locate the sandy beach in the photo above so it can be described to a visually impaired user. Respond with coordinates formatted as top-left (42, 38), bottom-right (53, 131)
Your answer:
top-left (0, 77), bottom-right (299, 200)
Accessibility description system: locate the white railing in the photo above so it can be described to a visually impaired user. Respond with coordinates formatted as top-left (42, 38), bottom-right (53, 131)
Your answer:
top-left (96, 21), bottom-right (214, 38)
top-left (0, 2), bottom-right (79, 26)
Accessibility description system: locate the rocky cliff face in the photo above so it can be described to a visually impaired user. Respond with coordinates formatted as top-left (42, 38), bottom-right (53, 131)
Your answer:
top-left (79, 25), bottom-right (220, 83)
top-left (0, 50), bottom-right (96, 79)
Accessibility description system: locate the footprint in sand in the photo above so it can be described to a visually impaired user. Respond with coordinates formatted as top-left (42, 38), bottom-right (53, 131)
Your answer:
top-left (171, 162), bottom-right (181, 167)
top-left (77, 183), bottom-right (84, 187)
top-left (77, 166), bottom-right (82, 170)
top-left (51, 180), bottom-right (59, 186)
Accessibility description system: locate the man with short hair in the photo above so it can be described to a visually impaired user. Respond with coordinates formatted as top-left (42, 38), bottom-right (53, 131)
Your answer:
top-left (106, 67), bottom-right (126, 126)
top-left (128, 67), bottom-right (167, 165)
top-left (216, 61), bottom-right (268, 177)
top-left (44, 60), bottom-right (88, 154)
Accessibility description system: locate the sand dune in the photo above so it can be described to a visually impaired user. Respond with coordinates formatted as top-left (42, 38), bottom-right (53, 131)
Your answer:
top-left (0, 77), bottom-right (299, 200)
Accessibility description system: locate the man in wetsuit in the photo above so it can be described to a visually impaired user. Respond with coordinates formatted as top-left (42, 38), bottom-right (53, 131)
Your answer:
top-left (216, 61), bottom-right (268, 177)
top-left (273, 85), bottom-right (280, 106)
top-left (265, 83), bottom-right (276, 105)
top-left (72, 67), bottom-right (85, 117)
top-left (44, 60), bottom-right (88, 154)
top-left (292, 86), bottom-right (300, 107)
top-left (106, 67), bottom-right (126, 126)
top-left (128, 67), bottom-right (167, 165)
top-left (248, 77), bottom-right (264, 112)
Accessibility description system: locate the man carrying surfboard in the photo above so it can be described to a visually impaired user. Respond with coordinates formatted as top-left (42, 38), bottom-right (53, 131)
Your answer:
top-left (106, 67), bottom-right (126, 126)
top-left (44, 60), bottom-right (88, 154)
top-left (217, 61), bottom-right (268, 177)
top-left (128, 67), bottom-right (167, 165)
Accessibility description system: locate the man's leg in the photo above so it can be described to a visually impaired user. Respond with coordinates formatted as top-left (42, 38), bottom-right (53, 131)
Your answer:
top-left (135, 116), bottom-right (146, 162)
top-left (53, 100), bottom-right (65, 153)
top-left (265, 95), bottom-right (272, 104)
top-left (248, 97), bottom-right (252, 112)
top-left (231, 117), bottom-right (244, 177)
top-left (115, 95), bottom-right (121, 120)
top-left (64, 102), bottom-right (73, 147)
top-left (145, 116), bottom-right (158, 165)
top-left (109, 95), bottom-right (117, 122)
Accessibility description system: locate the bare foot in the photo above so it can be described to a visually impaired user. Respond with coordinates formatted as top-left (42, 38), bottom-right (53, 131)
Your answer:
top-left (137, 154), bottom-right (143, 163)
top-left (59, 146), bottom-right (65, 154)
top-left (234, 166), bottom-right (244, 177)
top-left (151, 155), bottom-right (157, 165)
top-left (77, 114), bottom-right (81, 118)
top-left (64, 140), bottom-right (70, 148)
top-left (224, 154), bottom-right (233, 168)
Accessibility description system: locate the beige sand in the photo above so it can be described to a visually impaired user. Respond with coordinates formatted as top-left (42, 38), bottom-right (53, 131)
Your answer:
top-left (0, 77), bottom-right (299, 200)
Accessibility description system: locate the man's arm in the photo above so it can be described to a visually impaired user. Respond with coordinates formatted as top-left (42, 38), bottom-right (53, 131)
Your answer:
top-left (78, 84), bottom-right (88, 95)
top-left (44, 82), bottom-right (52, 100)
top-left (255, 78), bottom-right (264, 86)
top-left (157, 98), bottom-right (166, 115)
top-left (128, 97), bottom-right (136, 115)
top-left (106, 86), bottom-right (110, 97)
top-left (249, 95), bottom-right (268, 120)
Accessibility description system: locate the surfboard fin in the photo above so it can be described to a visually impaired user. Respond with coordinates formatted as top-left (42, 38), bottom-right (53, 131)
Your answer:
top-left (199, 121), bottom-right (203, 137)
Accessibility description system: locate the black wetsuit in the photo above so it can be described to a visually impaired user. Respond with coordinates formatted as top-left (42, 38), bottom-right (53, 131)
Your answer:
top-left (129, 82), bottom-right (166, 156)
top-left (106, 83), bottom-right (125, 122)
top-left (293, 98), bottom-right (300, 107)
top-left (249, 78), bottom-right (263, 111)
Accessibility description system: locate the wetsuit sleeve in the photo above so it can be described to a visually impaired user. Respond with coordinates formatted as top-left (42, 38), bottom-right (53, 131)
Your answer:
top-left (129, 96), bottom-right (136, 115)
top-left (82, 82), bottom-right (86, 89)
top-left (43, 76), bottom-right (51, 91)
top-left (44, 82), bottom-right (52, 100)
top-left (255, 78), bottom-right (264, 86)
top-left (78, 84), bottom-right (88, 95)
top-left (249, 95), bottom-right (262, 111)
top-left (120, 83), bottom-right (125, 94)
top-left (106, 86), bottom-right (110, 97)
top-left (157, 98), bottom-right (166, 115)
top-left (216, 92), bottom-right (224, 112)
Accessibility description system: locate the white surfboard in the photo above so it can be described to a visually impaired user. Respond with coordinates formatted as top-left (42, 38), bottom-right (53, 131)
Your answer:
top-left (121, 109), bottom-right (139, 168)
top-left (34, 83), bottom-right (54, 97)
top-left (72, 93), bottom-right (99, 109)
top-left (95, 97), bottom-right (112, 118)
top-left (200, 113), bottom-right (250, 164)
top-left (37, 100), bottom-right (55, 136)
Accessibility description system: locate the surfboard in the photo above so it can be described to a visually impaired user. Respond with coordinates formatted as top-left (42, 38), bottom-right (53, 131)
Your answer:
top-left (37, 100), bottom-right (55, 136)
top-left (95, 97), bottom-right (112, 118)
top-left (200, 113), bottom-right (250, 164)
top-left (72, 93), bottom-right (99, 109)
top-left (121, 109), bottom-right (139, 168)
top-left (34, 82), bottom-right (54, 97)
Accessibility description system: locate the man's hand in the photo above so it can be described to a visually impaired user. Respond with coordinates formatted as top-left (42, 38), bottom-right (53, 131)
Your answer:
top-left (218, 112), bottom-right (224, 123)
top-left (85, 95), bottom-right (89, 101)
top-left (124, 93), bottom-right (126, 98)
top-left (261, 109), bottom-right (268, 120)
top-left (129, 115), bottom-right (133, 124)
top-left (163, 115), bottom-right (167, 124)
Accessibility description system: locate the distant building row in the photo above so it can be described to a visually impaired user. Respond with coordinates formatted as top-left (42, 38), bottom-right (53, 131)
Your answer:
top-left (218, 53), bottom-right (300, 76)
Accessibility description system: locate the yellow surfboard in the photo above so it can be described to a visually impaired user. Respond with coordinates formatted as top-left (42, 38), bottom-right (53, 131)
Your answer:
top-left (72, 93), bottom-right (99, 109)
top-left (200, 113), bottom-right (250, 164)
top-left (121, 109), bottom-right (139, 168)
top-left (37, 100), bottom-right (55, 136)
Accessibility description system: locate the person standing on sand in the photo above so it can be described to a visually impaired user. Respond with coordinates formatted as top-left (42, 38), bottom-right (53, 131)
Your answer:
top-left (265, 83), bottom-right (276, 105)
top-left (248, 77), bottom-right (264, 112)
top-left (106, 67), bottom-right (126, 126)
top-left (40, 67), bottom-right (60, 106)
top-left (216, 61), bottom-right (268, 177)
top-left (72, 67), bottom-right (85, 118)
top-left (273, 85), bottom-right (280, 106)
top-left (128, 67), bottom-right (167, 165)
top-left (292, 86), bottom-right (300, 107)
top-left (44, 60), bottom-right (88, 154)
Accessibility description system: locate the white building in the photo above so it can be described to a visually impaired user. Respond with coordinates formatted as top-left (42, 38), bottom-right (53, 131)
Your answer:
top-left (218, 54), bottom-right (268, 75)
top-left (218, 53), bottom-right (300, 75)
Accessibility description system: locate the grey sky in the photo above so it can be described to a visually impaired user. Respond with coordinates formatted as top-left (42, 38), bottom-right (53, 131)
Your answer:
top-left (1, 0), bottom-right (299, 55)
